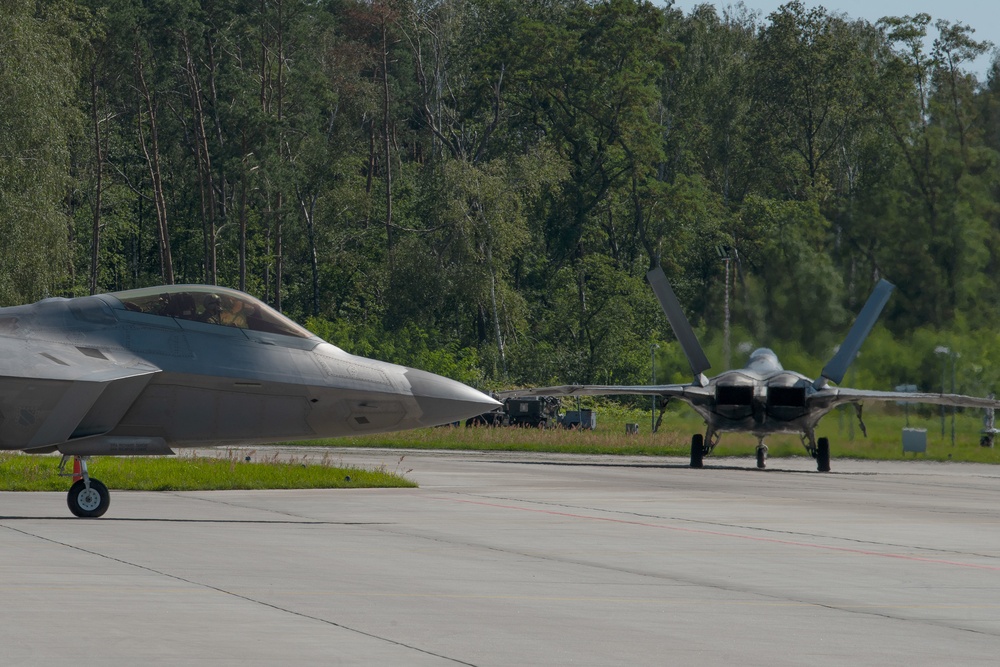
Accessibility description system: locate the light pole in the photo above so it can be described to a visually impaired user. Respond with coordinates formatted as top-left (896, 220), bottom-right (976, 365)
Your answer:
top-left (651, 344), bottom-right (659, 434)
top-left (951, 351), bottom-right (959, 446)
top-left (934, 346), bottom-right (958, 445)
top-left (722, 255), bottom-right (731, 370)
top-left (934, 346), bottom-right (949, 438)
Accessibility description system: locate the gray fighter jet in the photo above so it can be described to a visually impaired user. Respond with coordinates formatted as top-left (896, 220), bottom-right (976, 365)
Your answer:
top-left (0, 285), bottom-right (499, 517)
top-left (501, 268), bottom-right (1000, 471)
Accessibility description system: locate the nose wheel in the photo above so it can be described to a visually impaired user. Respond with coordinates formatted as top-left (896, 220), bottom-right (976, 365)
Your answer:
top-left (756, 444), bottom-right (767, 469)
top-left (68, 479), bottom-right (110, 517)
top-left (60, 456), bottom-right (111, 518)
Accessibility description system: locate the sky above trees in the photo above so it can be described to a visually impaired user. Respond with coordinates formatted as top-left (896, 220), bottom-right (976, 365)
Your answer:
top-left (668, 0), bottom-right (998, 78)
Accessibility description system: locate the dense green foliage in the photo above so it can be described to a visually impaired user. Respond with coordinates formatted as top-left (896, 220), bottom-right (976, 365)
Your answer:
top-left (3, 0), bottom-right (1000, 396)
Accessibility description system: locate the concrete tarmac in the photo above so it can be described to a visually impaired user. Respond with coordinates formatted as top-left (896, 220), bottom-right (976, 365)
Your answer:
top-left (3, 449), bottom-right (1000, 666)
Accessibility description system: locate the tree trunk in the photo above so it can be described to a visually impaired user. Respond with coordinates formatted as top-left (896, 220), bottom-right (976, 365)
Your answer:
top-left (239, 132), bottom-right (249, 292)
top-left (275, 194), bottom-right (283, 312)
top-left (89, 63), bottom-right (103, 295)
top-left (381, 15), bottom-right (393, 256)
top-left (486, 244), bottom-right (507, 377)
top-left (297, 188), bottom-right (321, 316)
top-left (182, 32), bottom-right (218, 285)
top-left (135, 43), bottom-right (174, 285)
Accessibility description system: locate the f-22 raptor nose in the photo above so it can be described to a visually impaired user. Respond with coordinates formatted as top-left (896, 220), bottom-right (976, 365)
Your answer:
top-left (404, 367), bottom-right (501, 427)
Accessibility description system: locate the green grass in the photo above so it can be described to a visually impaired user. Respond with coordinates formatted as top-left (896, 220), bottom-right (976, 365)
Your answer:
top-left (295, 402), bottom-right (1000, 464)
top-left (0, 450), bottom-right (416, 492)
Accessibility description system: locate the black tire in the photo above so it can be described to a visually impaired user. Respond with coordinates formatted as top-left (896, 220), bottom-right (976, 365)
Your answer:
top-left (817, 437), bottom-right (831, 472)
top-left (690, 434), bottom-right (704, 468)
top-left (756, 446), bottom-right (766, 469)
top-left (67, 479), bottom-right (110, 518)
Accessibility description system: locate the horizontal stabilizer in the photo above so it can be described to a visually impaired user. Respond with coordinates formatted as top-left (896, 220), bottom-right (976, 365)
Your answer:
top-left (647, 267), bottom-right (711, 379)
top-left (820, 279), bottom-right (894, 386)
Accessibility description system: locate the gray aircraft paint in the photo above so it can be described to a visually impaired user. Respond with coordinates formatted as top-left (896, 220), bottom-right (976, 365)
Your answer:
top-left (0, 285), bottom-right (499, 457)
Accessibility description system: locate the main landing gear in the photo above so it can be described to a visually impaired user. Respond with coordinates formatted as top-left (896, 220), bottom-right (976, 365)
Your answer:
top-left (59, 456), bottom-right (110, 518)
top-left (804, 432), bottom-right (832, 472)
top-left (815, 437), bottom-right (831, 473)
top-left (690, 430), bottom-right (720, 468)
top-left (690, 432), bottom-right (833, 472)
top-left (690, 434), bottom-right (704, 468)
top-left (690, 433), bottom-right (768, 469)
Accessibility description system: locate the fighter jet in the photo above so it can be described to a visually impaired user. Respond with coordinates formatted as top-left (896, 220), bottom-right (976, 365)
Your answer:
top-left (0, 285), bottom-right (500, 517)
top-left (501, 267), bottom-right (1000, 471)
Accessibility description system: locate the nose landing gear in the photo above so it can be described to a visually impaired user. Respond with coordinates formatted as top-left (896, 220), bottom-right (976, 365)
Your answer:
top-left (755, 442), bottom-right (768, 469)
top-left (59, 456), bottom-right (110, 518)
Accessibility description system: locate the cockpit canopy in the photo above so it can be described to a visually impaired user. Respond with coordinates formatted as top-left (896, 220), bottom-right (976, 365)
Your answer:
top-left (106, 285), bottom-right (314, 339)
top-left (746, 347), bottom-right (783, 373)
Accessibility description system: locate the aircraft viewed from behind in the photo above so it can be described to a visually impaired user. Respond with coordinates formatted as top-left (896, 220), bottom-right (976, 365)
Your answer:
top-left (0, 285), bottom-right (500, 517)
top-left (502, 267), bottom-right (1000, 471)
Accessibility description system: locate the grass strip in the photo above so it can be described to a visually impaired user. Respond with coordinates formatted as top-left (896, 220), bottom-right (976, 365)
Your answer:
top-left (0, 451), bottom-right (416, 492)
top-left (292, 404), bottom-right (1000, 464)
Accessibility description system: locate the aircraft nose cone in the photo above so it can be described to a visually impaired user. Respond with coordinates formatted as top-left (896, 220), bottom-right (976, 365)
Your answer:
top-left (404, 368), bottom-right (501, 427)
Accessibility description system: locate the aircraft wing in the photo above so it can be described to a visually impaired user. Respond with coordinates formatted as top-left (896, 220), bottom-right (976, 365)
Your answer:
top-left (810, 387), bottom-right (1000, 410)
top-left (499, 384), bottom-right (707, 400)
top-left (0, 358), bottom-right (160, 450)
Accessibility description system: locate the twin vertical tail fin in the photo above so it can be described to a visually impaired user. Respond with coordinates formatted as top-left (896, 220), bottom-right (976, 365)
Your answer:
top-left (647, 267), bottom-right (711, 385)
top-left (648, 267), bottom-right (893, 389)
top-left (817, 279), bottom-right (895, 387)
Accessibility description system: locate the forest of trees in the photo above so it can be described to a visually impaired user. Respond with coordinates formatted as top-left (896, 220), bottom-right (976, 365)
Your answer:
top-left (2, 0), bottom-right (1000, 396)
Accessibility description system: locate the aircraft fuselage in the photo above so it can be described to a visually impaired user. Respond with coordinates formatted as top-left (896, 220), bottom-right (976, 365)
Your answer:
top-left (687, 348), bottom-right (827, 438)
top-left (0, 287), bottom-right (498, 456)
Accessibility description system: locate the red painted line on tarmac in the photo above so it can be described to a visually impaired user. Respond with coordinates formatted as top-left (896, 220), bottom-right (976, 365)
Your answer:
top-left (429, 495), bottom-right (1000, 572)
